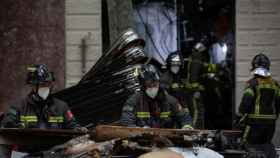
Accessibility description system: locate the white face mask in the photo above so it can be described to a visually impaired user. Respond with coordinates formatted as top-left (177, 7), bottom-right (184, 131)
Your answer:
top-left (145, 87), bottom-right (159, 99)
top-left (171, 66), bottom-right (180, 74)
top-left (38, 87), bottom-right (50, 100)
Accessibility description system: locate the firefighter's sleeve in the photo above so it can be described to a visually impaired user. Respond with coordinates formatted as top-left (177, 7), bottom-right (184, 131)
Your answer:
top-left (189, 54), bottom-right (204, 83)
top-left (169, 96), bottom-right (193, 129)
top-left (239, 87), bottom-right (255, 115)
top-left (160, 72), bottom-right (171, 90)
top-left (276, 86), bottom-right (280, 115)
top-left (178, 106), bottom-right (193, 129)
top-left (63, 105), bottom-right (80, 129)
top-left (120, 95), bottom-right (137, 127)
top-left (2, 105), bottom-right (20, 128)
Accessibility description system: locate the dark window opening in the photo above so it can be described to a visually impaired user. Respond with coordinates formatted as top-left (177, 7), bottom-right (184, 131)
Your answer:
top-left (132, 0), bottom-right (236, 130)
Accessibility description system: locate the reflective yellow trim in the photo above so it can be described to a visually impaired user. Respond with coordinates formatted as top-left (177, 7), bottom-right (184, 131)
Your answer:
top-left (277, 88), bottom-right (280, 96)
top-left (192, 98), bottom-right (198, 126)
top-left (207, 64), bottom-right (217, 73)
top-left (136, 112), bottom-right (150, 115)
top-left (171, 83), bottom-right (179, 89)
top-left (20, 116), bottom-right (38, 122)
top-left (257, 84), bottom-right (278, 90)
top-left (242, 125), bottom-right (251, 143)
top-left (239, 114), bottom-right (248, 123)
top-left (248, 114), bottom-right (277, 119)
top-left (20, 119), bottom-right (37, 122)
top-left (255, 85), bottom-right (261, 115)
top-left (182, 124), bottom-right (194, 130)
top-left (48, 116), bottom-right (64, 123)
top-left (244, 88), bottom-right (254, 96)
top-left (136, 112), bottom-right (150, 118)
top-left (49, 116), bottom-right (63, 120)
top-left (48, 120), bottom-right (64, 123)
top-left (20, 116), bottom-right (37, 119)
top-left (186, 57), bottom-right (192, 83)
top-left (160, 112), bottom-right (171, 118)
top-left (255, 83), bottom-right (279, 115)
top-left (184, 82), bottom-right (205, 91)
top-left (27, 66), bottom-right (36, 72)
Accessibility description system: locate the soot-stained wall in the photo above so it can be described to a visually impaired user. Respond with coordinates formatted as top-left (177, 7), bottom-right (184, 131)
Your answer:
top-left (0, 0), bottom-right (65, 111)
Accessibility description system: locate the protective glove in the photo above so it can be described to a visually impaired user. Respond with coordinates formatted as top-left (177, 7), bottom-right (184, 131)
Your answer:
top-left (181, 124), bottom-right (194, 130)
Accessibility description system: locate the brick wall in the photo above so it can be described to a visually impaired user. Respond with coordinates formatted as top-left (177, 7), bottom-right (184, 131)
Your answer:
top-left (0, 0), bottom-right (65, 111)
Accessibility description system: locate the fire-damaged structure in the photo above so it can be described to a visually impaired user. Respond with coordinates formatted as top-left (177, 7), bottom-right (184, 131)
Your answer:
top-left (47, 30), bottom-right (252, 158)
top-left (25, 126), bottom-right (245, 158)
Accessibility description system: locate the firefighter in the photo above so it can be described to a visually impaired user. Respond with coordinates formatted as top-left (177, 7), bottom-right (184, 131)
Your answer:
top-left (2, 64), bottom-right (82, 130)
top-left (120, 64), bottom-right (193, 129)
top-left (238, 53), bottom-right (280, 158)
top-left (161, 52), bottom-right (204, 129)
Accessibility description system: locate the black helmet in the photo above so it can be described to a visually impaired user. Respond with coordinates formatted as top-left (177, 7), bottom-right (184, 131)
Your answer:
top-left (166, 52), bottom-right (182, 68)
top-left (136, 64), bottom-right (160, 85)
top-left (26, 64), bottom-right (55, 85)
top-left (251, 53), bottom-right (270, 70)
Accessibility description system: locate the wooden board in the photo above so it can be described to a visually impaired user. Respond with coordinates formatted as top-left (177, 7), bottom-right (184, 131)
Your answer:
top-left (0, 128), bottom-right (85, 145)
top-left (95, 125), bottom-right (242, 141)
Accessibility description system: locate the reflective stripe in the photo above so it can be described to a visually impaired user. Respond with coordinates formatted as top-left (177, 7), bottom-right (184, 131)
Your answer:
top-left (48, 116), bottom-right (64, 123)
top-left (242, 125), bottom-right (251, 143)
top-left (20, 116), bottom-right (38, 122)
top-left (171, 83), bottom-right (179, 89)
top-left (248, 114), bottom-right (277, 119)
top-left (255, 85), bottom-right (260, 115)
top-left (160, 112), bottom-right (171, 118)
top-left (192, 97), bottom-right (198, 126)
top-left (184, 82), bottom-right (205, 91)
top-left (182, 124), bottom-right (194, 130)
top-left (244, 88), bottom-right (254, 96)
top-left (136, 112), bottom-right (171, 118)
top-left (185, 57), bottom-right (205, 91)
top-left (255, 83), bottom-right (278, 115)
top-left (257, 83), bottom-right (278, 90)
top-left (239, 114), bottom-right (248, 123)
top-left (136, 112), bottom-right (150, 118)
top-left (186, 57), bottom-right (192, 83)
top-left (20, 116), bottom-right (37, 119)
top-left (207, 64), bottom-right (217, 73)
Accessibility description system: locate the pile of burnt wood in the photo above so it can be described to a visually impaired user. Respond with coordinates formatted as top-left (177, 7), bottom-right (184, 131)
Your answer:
top-left (25, 125), bottom-right (248, 158)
